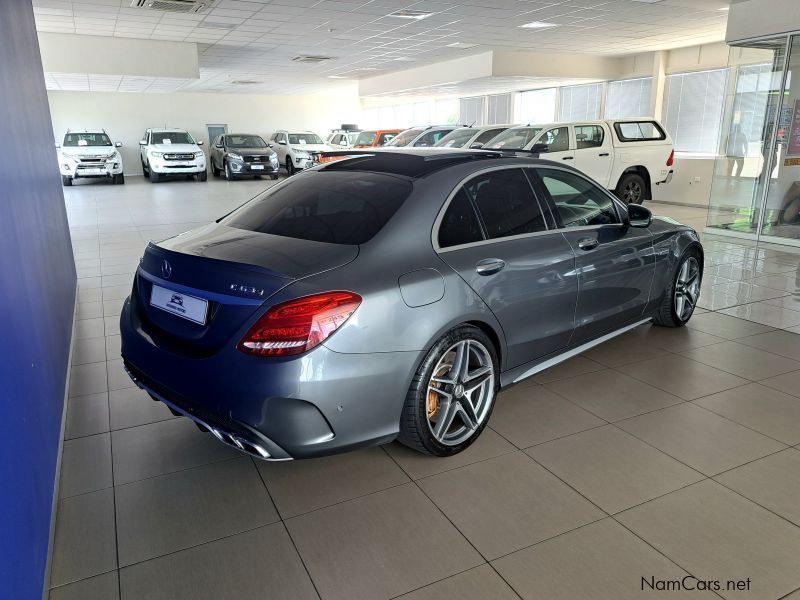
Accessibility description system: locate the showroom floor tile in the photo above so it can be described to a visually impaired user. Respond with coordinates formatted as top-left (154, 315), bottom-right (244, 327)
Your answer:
top-left (50, 181), bottom-right (800, 599)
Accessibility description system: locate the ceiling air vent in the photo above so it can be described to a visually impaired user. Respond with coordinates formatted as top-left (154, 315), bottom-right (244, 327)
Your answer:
top-left (291, 55), bottom-right (334, 64)
top-left (130, 0), bottom-right (211, 14)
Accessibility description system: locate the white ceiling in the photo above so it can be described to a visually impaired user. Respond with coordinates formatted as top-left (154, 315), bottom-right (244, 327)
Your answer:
top-left (34, 0), bottom-right (737, 94)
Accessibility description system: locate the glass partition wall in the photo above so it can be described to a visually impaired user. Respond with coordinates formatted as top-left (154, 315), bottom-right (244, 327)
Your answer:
top-left (707, 35), bottom-right (800, 246)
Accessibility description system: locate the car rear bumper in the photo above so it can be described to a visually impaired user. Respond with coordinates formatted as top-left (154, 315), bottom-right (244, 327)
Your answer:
top-left (119, 297), bottom-right (420, 459)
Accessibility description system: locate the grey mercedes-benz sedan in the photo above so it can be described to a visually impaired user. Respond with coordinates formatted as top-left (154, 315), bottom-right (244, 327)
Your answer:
top-left (120, 148), bottom-right (703, 460)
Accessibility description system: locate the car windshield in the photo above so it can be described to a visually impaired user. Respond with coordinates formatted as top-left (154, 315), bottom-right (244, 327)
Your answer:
top-left (227, 135), bottom-right (267, 148)
top-left (152, 131), bottom-right (194, 145)
top-left (63, 133), bottom-right (111, 147)
top-left (386, 128), bottom-right (423, 147)
top-left (434, 128), bottom-right (475, 148)
top-left (483, 127), bottom-right (543, 150)
top-left (355, 131), bottom-right (377, 146)
top-left (223, 171), bottom-right (412, 245)
top-left (288, 133), bottom-right (323, 145)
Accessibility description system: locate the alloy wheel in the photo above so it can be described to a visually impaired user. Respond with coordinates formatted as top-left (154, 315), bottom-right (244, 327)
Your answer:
top-left (426, 339), bottom-right (495, 446)
top-left (624, 181), bottom-right (642, 204)
top-left (675, 256), bottom-right (700, 321)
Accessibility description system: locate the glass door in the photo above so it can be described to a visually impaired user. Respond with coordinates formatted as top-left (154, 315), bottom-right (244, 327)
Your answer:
top-left (706, 37), bottom-right (789, 237)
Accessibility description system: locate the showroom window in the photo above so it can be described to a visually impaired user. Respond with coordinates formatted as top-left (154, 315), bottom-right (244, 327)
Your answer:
top-left (605, 77), bottom-right (652, 118)
top-left (487, 93), bottom-right (513, 124)
top-left (662, 68), bottom-right (728, 155)
top-left (413, 101), bottom-right (431, 125)
top-left (559, 83), bottom-right (602, 121)
top-left (460, 96), bottom-right (486, 126)
top-left (727, 62), bottom-right (774, 157)
top-left (515, 88), bottom-right (557, 124)
top-left (434, 98), bottom-right (458, 124)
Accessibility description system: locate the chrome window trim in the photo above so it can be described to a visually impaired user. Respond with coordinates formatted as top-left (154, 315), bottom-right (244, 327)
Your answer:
top-left (431, 164), bottom-right (552, 253)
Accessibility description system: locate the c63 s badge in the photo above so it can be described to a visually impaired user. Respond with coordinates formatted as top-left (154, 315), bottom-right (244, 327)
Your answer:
top-left (230, 284), bottom-right (265, 296)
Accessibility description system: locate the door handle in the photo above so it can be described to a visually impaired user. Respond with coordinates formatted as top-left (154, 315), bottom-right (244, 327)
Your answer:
top-left (599, 152), bottom-right (610, 157)
top-left (562, 156), bottom-right (574, 161)
top-left (577, 238), bottom-right (598, 251)
top-left (475, 258), bottom-right (506, 276)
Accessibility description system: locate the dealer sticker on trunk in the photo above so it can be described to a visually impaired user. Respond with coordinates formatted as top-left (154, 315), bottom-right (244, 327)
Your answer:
top-left (150, 284), bottom-right (208, 325)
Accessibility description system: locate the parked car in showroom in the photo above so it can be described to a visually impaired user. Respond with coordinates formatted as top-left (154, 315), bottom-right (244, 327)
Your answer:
top-left (434, 124), bottom-right (513, 149)
top-left (140, 128), bottom-right (207, 183)
top-left (483, 119), bottom-right (675, 204)
top-left (352, 129), bottom-right (402, 148)
top-left (269, 130), bottom-right (331, 175)
top-left (326, 126), bottom-right (361, 148)
top-left (57, 130), bottom-right (124, 186)
top-left (120, 148), bottom-right (703, 461)
top-left (385, 125), bottom-right (458, 148)
top-left (209, 133), bottom-right (279, 180)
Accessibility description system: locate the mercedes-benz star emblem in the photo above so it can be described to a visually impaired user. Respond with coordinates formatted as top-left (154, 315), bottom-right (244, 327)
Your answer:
top-left (161, 259), bottom-right (172, 279)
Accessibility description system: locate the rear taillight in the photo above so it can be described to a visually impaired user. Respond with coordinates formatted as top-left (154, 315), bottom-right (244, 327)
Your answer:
top-left (666, 149), bottom-right (675, 167)
top-left (237, 291), bottom-right (361, 356)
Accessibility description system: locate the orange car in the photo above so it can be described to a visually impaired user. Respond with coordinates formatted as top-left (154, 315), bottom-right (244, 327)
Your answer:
top-left (317, 129), bottom-right (403, 164)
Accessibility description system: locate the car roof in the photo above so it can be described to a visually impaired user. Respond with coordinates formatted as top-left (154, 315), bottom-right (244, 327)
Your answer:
top-left (318, 147), bottom-right (546, 178)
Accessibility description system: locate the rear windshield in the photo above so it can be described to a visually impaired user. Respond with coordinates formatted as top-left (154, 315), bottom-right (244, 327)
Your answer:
top-left (222, 171), bottom-right (411, 245)
top-left (64, 133), bottom-right (111, 147)
top-left (614, 121), bottom-right (667, 142)
top-left (483, 127), bottom-right (543, 150)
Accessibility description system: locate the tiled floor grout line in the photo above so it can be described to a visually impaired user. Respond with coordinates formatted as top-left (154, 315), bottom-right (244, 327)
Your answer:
top-left (249, 458), bottom-right (324, 600)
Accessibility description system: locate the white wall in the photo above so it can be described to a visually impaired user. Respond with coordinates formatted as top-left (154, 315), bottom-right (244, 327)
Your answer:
top-left (652, 158), bottom-right (715, 207)
top-left (47, 89), bottom-right (361, 175)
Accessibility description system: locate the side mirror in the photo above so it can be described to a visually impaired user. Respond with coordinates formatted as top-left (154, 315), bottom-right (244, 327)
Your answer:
top-left (197, 140), bottom-right (204, 146)
top-left (278, 140), bottom-right (287, 145)
top-left (470, 142), bottom-right (484, 149)
top-left (340, 139), bottom-right (348, 147)
top-left (531, 143), bottom-right (550, 154)
top-left (215, 142), bottom-right (223, 148)
top-left (139, 140), bottom-right (146, 146)
top-left (55, 142), bottom-right (61, 148)
top-left (628, 204), bottom-right (652, 228)
top-left (115, 141), bottom-right (123, 148)
top-left (268, 143), bottom-right (274, 148)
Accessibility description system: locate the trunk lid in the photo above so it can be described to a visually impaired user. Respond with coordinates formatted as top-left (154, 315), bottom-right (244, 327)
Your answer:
top-left (132, 223), bottom-right (358, 355)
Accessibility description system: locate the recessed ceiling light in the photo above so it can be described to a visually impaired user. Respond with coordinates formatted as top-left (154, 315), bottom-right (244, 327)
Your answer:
top-left (230, 79), bottom-right (261, 85)
top-left (393, 57), bottom-right (415, 62)
top-left (388, 9), bottom-right (433, 20)
top-left (327, 75), bottom-right (348, 79)
top-left (447, 42), bottom-right (478, 49)
top-left (718, 6), bottom-right (730, 10)
top-left (630, 0), bottom-right (663, 3)
top-left (291, 55), bottom-right (334, 64)
top-left (519, 21), bottom-right (559, 29)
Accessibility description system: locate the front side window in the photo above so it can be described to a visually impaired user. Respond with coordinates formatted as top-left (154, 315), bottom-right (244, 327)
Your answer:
top-left (222, 172), bottom-right (411, 245)
top-left (539, 127), bottom-right (570, 152)
top-left (465, 169), bottom-right (547, 240)
top-left (536, 168), bottom-right (620, 228)
top-left (64, 133), bottom-right (111, 147)
top-left (575, 125), bottom-right (604, 149)
top-left (475, 128), bottom-right (506, 145)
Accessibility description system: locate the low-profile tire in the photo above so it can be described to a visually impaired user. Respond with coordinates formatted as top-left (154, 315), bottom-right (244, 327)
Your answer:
top-left (616, 172), bottom-right (646, 205)
top-left (149, 169), bottom-right (160, 183)
top-left (61, 175), bottom-right (72, 186)
top-left (398, 325), bottom-right (499, 456)
top-left (113, 174), bottom-right (125, 185)
top-left (285, 157), bottom-right (295, 176)
top-left (211, 161), bottom-right (220, 177)
top-left (653, 248), bottom-right (703, 328)
top-left (197, 170), bottom-right (207, 182)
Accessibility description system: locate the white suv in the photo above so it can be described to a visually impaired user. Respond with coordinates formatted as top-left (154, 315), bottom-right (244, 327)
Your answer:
top-left (140, 128), bottom-right (207, 183)
top-left (269, 130), bottom-right (332, 175)
top-left (57, 130), bottom-right (124, 186)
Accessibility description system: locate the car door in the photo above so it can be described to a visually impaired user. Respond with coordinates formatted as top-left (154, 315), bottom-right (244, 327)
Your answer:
top-left (140, 130), bottom-right (149, 163)
top-left (531, 166), bottom-right (655, 344)
top-left (272, 132), bottom-right (287, 162)
top-left (212, 135), bottom-right (223, 169)
top-left (532, 126), bottom-right (575, 164)
top-left (435, 167), bottom-right (578, 369)
top-left (574, 124), bottom-right (613, 187)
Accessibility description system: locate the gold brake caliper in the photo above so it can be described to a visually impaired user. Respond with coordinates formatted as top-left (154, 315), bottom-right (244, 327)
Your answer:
top-left (427, 388), bottom-right (439, 419)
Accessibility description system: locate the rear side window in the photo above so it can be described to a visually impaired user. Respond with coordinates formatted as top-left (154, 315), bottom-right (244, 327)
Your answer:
top-left (223, 172), bottom-right (411, 245)
top-left (536, 168), bottom-right (620, 228)
top-left (575, 125), bottom-right (604, 149)
top-left (438, 189), bottom-right (483, 248)
top-left (463, 168), bottom-right (547, 241)
top-left (614, 121), bottom-right (666, 142)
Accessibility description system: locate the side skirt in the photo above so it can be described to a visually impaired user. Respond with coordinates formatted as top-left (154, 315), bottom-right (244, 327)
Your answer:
top-left (503, 317), bottom-right (653, 386)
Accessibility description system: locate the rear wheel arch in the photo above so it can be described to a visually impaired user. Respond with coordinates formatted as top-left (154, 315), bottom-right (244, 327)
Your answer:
top-left (616, 166), bottom-right (652, 200)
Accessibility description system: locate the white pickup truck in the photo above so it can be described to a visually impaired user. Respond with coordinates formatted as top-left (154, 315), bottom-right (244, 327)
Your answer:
top-left (483, 119), bottom-right (674, 205)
